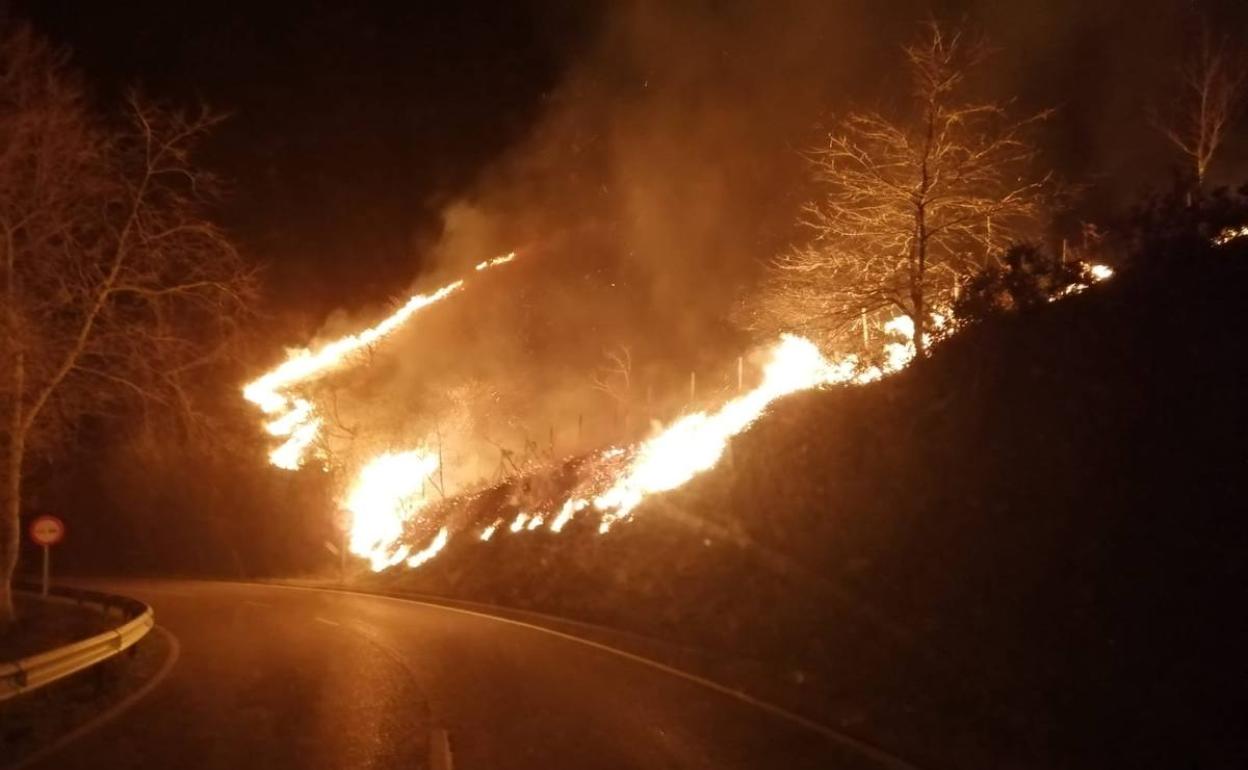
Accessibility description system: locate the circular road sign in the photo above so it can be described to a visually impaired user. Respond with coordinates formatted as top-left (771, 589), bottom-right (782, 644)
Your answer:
top-left (29, 515), bottom-right (66, 546)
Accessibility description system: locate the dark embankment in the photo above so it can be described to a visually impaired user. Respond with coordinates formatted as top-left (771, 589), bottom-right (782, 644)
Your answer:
top-left (371, 245), bottom-right (1247, 770)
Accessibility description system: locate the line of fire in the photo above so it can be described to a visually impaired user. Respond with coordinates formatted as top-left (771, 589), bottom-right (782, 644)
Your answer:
top-left (244, 248), bottom-right (1119, 573)
top-left (4, 6), bottom-right (1248, 769)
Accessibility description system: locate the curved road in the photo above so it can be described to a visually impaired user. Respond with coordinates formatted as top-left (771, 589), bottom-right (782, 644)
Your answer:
top-left (26, 579), bottom-right (886, 770)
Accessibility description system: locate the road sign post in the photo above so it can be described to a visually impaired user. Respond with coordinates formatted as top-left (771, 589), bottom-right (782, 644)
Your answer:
top-left (29, 515), bottom-right (66, 597)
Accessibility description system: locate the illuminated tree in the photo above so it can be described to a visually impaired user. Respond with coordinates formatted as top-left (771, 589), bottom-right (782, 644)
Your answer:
top-left (1155, 25), bottom-right (1245, 191)
top-left (756, 21), bottom-right (1051, 359)
top-left (1, 25), bottom-right (256, 626)
top-left (590, 345), bottom-right (632, 432)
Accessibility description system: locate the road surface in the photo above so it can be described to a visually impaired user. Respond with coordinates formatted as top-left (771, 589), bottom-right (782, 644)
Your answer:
top-left (23, 578), bottom-right (890, 770)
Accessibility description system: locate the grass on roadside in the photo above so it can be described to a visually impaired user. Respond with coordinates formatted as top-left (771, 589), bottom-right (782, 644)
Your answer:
top-left (0, 594), bottom-right (114, 662)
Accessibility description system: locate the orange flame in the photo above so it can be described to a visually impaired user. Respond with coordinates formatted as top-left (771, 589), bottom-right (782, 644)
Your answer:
top-left (475, 252), bottom-right (517, 271)
top-left (345, 449), bottom-right (439, 571)
top-left (1214, 225), bottom-right (1248, 246)
top-left (479, 518), bottom-right (503, 541)
top-left (587, 334), bottom-right (854, 531)
top-left (248, 247), bottom-right (1118, 573)
top-left (242, 252), bottom-right (517, 471)
top-left (540, 266), bottom-right (1112, 537)
top-left (406, 527), bottom-right (450, 568)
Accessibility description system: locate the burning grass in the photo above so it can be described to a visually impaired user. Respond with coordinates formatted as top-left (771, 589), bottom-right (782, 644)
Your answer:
top-left (363, 250), bottom-right (1248, 770)
top-left (240, 234), bottom-right (1117, 576)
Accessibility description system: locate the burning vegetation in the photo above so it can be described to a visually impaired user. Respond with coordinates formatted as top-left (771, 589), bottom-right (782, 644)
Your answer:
top-left (234, 20), bottom-right (1141, 575)
top-left (241, 240), bottom-right (1113, 572)
top-left (242, 254), bottom-right (516, 472)
top-left (226, 14), bottom-right (1225, 582)
top-left (5, 4), bottom-right (1248, 768)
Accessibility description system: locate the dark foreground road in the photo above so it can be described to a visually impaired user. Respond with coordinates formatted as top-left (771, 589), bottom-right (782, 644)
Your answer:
top-left (21, 579), bottom-right (891, 770)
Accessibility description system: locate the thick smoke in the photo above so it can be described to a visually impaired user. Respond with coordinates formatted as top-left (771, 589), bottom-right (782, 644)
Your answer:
top-left (309, 0), bottom-right (1247, 495)
top-left (312, 2), bottom-right (888, 492)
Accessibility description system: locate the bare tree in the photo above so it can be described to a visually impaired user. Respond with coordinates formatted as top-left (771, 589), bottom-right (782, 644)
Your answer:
top-left (1, 25), bottom-right (256, 626)
top-left (590, 345), bottom-right (632, 429)
top-left (1155, 24), bottom-right (1245, 191)
top-left (755, 21), bottom-right (1051, 359)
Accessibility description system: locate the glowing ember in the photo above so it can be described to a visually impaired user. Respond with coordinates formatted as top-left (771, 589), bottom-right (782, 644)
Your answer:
top-left (345, 449), bottom-right (438, 571)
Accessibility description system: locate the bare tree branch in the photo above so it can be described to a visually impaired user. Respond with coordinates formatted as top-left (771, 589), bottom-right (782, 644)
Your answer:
top-left (752, 20), bottom-right (1051, 359)
top-left (590, 345), bottom-right (633, 408)
top-left (1153, 21), bottom-right (1245, 189)
top-left (1, 23), bottom-right (257, 624)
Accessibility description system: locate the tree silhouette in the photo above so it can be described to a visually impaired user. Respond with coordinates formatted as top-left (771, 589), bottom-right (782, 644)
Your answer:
top-left (1154, 23), bottom-right (1245, 192)
top-left (1, 25), bottom-right (256, 625)
top-left (755, 21), bottom-right (1051, 359)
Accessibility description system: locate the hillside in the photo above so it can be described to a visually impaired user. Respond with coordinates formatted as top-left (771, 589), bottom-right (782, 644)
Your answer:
top-left (370, 245), bottom-right (1248, 770)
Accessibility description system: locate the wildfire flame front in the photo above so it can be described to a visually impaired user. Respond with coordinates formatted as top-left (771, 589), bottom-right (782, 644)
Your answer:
top-left (242, 246), bottom-right (1113, 574)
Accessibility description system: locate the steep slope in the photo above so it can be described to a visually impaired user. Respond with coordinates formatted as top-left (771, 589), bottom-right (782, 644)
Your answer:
top-left (380, 247), bottom-right (1248, 770)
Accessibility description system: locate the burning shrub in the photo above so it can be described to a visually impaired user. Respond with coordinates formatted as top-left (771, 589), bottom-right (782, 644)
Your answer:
top-left (953, 243), bottom-right (1091, 325)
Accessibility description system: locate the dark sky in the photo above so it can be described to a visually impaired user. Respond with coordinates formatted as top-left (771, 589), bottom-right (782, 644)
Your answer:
top-left (11, 0), bottom-right (1247, 490)
top-left (10, 0), bottom-right (1248, 339)
top-left (12, 0), bottom-right (601, 325)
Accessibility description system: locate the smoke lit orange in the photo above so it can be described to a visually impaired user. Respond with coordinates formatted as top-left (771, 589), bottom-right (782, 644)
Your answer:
top-left (244, 248), bottom-right (1112, 573)
top-left (242, 253), bottom-right (517, 471)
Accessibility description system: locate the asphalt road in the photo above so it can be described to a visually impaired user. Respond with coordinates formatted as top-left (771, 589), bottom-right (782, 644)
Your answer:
top-left (24, 579), bottom-right (888, 770)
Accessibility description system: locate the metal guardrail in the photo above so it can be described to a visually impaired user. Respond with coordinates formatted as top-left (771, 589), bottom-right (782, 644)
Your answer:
top-left (0, 583), bottom-right (154, 702)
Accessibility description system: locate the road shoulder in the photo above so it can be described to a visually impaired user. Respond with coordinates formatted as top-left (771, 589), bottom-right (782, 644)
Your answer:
top-left (0, 625), bottom-right (178, 769)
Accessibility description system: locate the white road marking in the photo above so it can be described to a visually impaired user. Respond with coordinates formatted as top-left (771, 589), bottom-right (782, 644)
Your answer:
top-left (251, 580), bottom-right (921, 770)
top-left (13, 626), bottom-right (182, 770)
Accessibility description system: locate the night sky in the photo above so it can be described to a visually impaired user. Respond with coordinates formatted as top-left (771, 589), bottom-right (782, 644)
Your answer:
top-left (11, 1), bottom-right (1248, 338)
top-left (13, 0), bottom-right (600, 323)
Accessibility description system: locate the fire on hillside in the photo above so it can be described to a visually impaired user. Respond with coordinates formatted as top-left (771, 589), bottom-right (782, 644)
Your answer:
top-left (242, 252), bottom-right (1112, 572)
